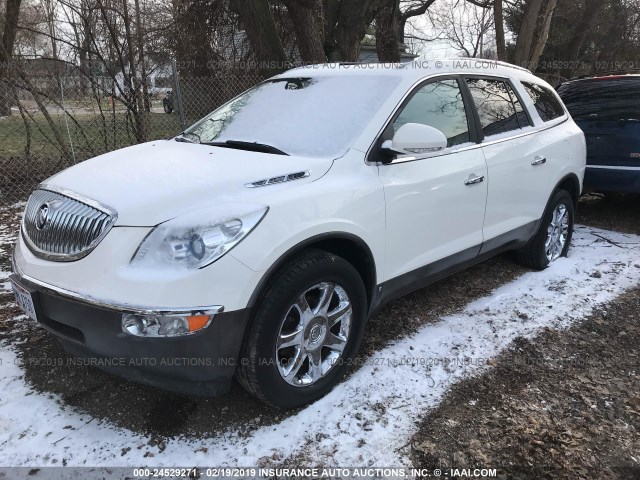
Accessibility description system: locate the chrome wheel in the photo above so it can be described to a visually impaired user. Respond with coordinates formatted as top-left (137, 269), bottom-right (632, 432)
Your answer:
top-left (276, 282), bottom-right (352, 387)
top-left (545, 203), bottom-right (570, 262)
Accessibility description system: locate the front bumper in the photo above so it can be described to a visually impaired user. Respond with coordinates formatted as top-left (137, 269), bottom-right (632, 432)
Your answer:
top-left (10, 272), bottom-right (250, 396)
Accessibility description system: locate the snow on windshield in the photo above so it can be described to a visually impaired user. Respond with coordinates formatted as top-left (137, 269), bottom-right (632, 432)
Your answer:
top-left (186, 75), bottom-right (401, 157)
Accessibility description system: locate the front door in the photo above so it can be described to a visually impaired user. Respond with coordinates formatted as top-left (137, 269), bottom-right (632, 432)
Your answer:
top-left (378, 77), bottom-right (488, 283)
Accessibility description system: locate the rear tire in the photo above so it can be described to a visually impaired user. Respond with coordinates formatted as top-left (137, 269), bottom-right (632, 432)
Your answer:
top-left (236, 249), bottom-right (367, 409)
top-left (516, 189), bottom-right (575, 270)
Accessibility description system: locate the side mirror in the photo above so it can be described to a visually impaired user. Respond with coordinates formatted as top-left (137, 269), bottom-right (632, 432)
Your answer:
top-left (381, 123), bottom-right (448, 161)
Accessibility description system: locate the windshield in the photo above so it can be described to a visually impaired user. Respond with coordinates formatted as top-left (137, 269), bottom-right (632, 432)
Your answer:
top-left (558, 78), bottom-right (640, 121)
top-left (183, 75), bottom-right (401, 157)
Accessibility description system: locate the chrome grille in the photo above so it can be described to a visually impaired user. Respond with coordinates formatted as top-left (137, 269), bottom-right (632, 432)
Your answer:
top-left (22, 187), bottom-right (117, 261)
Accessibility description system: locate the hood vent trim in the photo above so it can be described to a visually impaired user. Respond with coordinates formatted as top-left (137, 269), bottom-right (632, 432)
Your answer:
top-left (244, 171), bottom-right (310, 188)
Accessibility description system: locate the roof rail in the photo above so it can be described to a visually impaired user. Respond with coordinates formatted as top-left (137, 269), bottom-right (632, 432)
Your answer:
top-left (557, 68), bottom-right (640, 88)
top-left (569, 69), bottom-right (640, 81)
top-left (445, 57), bottom-right (532, 74)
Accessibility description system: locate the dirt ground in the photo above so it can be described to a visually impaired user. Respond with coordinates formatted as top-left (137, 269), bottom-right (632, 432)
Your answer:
top-left (411, 289), bottom-right (640, 479)
top-left (1, 193), bottom-right (639, 474)
top-left (411, 194), bottom-right (640, 480)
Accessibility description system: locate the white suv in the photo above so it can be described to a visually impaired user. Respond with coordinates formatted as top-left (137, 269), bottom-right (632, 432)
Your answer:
top-left (11, 61), bottom-right (586, 408)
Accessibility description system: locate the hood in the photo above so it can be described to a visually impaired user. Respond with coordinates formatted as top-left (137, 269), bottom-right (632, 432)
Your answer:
top-left (44, 140), bottom-right (334, 226)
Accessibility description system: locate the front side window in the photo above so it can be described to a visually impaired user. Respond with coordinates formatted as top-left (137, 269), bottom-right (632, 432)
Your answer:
top-left (184, 75), bottom-right (402, 158)
top-left (393, 79), bottom-right (471, 148)
top-left (466, 78), bottom-right (522, 137)
top-left (522, 81), bottom-right (565, 122)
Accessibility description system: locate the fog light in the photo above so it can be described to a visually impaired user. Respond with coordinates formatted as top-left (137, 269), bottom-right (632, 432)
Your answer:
top-left (122, 312), bottom-right (212, 337)
top-left (122, 314), bottom-right (147, 336)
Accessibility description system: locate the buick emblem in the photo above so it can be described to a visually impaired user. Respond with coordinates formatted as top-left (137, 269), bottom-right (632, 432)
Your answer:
top-left (36, 203), bottom-right (50, 230)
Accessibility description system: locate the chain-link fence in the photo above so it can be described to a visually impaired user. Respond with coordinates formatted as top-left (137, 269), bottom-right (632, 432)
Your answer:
top-left (0, 68), bottom-right (263, 202)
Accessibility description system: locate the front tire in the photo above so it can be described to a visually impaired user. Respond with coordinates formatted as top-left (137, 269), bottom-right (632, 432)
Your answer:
top-left (236, 249), bottom-right (368, 409)
top-left (516, 189), bottom-right (575, 270)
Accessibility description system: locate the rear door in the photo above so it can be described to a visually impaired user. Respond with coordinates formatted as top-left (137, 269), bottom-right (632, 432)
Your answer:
top-left (465, 77), bottom-right (555, 246)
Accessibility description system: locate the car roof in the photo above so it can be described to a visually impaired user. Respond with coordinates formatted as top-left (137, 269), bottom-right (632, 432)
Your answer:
top-left (275, 58), bottom-right (540, 84)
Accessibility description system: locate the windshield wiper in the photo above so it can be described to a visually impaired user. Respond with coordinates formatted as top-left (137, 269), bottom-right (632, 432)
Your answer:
top-left (203, 140), bottom-right (289, 156)
top-left (175, 131), bottom-right (201, 143)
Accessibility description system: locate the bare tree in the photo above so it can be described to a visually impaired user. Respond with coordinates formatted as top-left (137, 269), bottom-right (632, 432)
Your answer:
top-left (230, 0), bottom-right (432, 65)
top-left (133, 0), bottom-right (150, 112)
top-left (322, 0), bottom-right (386, 61)
top-left (429, 0), bottom-right (495, 58)
top-left (556, 0), bottom-right (603, 77)
top-left (374, 0), bottom-right (438, 62)
top-left (171, 0), bottom-right (221, 76)
top-left (529, 0), bottom-right (557, 68)
top-left (0, 0), bottom-right (22, 116)
top-left (513, 0), bottom-right (543, 66)
top-left (229, 0), bottom-right (288, 73)
top-left (41, 0), bottom-right (58, 58)
top-left (494, 0), bottom-right (505, 60)
top-left (280, 0), bottom-right (326, 64)
top-left (397, 0), bottom-right (438, 44)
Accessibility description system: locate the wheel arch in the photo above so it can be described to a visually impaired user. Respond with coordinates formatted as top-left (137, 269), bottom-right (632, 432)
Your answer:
top-left (529, 173), bottom-right (580, 243)
top-left (554, 173), bottom-right (581, 207)
top-left (245, 232), bottom-right (378, 315)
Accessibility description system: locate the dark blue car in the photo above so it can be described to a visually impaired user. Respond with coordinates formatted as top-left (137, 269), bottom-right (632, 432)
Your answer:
top-left (557, 75), bottom-right (640, 193)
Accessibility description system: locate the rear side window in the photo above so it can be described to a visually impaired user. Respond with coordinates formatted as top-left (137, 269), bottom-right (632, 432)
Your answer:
top-left (522, 82), bottom-right (565, 122)
top-left (557, 78), bottom-right (640, 121)
top-left (393, 79), bottom-right (471, 148)
top-left (466, 78), bottom-right (523, 137)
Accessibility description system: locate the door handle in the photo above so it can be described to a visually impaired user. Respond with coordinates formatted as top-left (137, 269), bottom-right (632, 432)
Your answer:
top-left (532, 156), bottom-right (547, 166)
top-left (464, 175), bottom-right (485, 186)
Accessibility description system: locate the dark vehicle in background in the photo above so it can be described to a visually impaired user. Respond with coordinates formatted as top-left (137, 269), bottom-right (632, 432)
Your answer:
top-left (557, 75), bottom-right (640, 193)
top-left (162, 90), bottom-right (174, 114)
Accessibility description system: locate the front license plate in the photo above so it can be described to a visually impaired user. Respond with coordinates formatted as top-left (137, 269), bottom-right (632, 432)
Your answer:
top-left (11, 280), bottom-right (39, 322)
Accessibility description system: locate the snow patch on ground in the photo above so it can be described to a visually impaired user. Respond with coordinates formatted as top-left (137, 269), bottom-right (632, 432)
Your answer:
top-left (0, 226), bottom-right (18, 247)
top-left (0, 227), bottom-right (16, 245)
top-left (0, 226), bottom-right (639, 468)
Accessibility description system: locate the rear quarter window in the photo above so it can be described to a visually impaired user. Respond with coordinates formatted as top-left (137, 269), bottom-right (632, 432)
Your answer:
top-left (522, 82), bottom-right (565, 122)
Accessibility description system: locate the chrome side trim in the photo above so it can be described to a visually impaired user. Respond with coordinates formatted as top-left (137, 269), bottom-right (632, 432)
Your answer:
top-left (11, 254), bottom-right (224, 316)
top-left (586, 165), bottom-right (640, 171)
top-left (382, 119), bottom-right (570, 165)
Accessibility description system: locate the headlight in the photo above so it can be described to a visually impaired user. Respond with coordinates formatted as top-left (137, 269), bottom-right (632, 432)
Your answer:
top-left (131, 204), bottom-right (268, 270)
